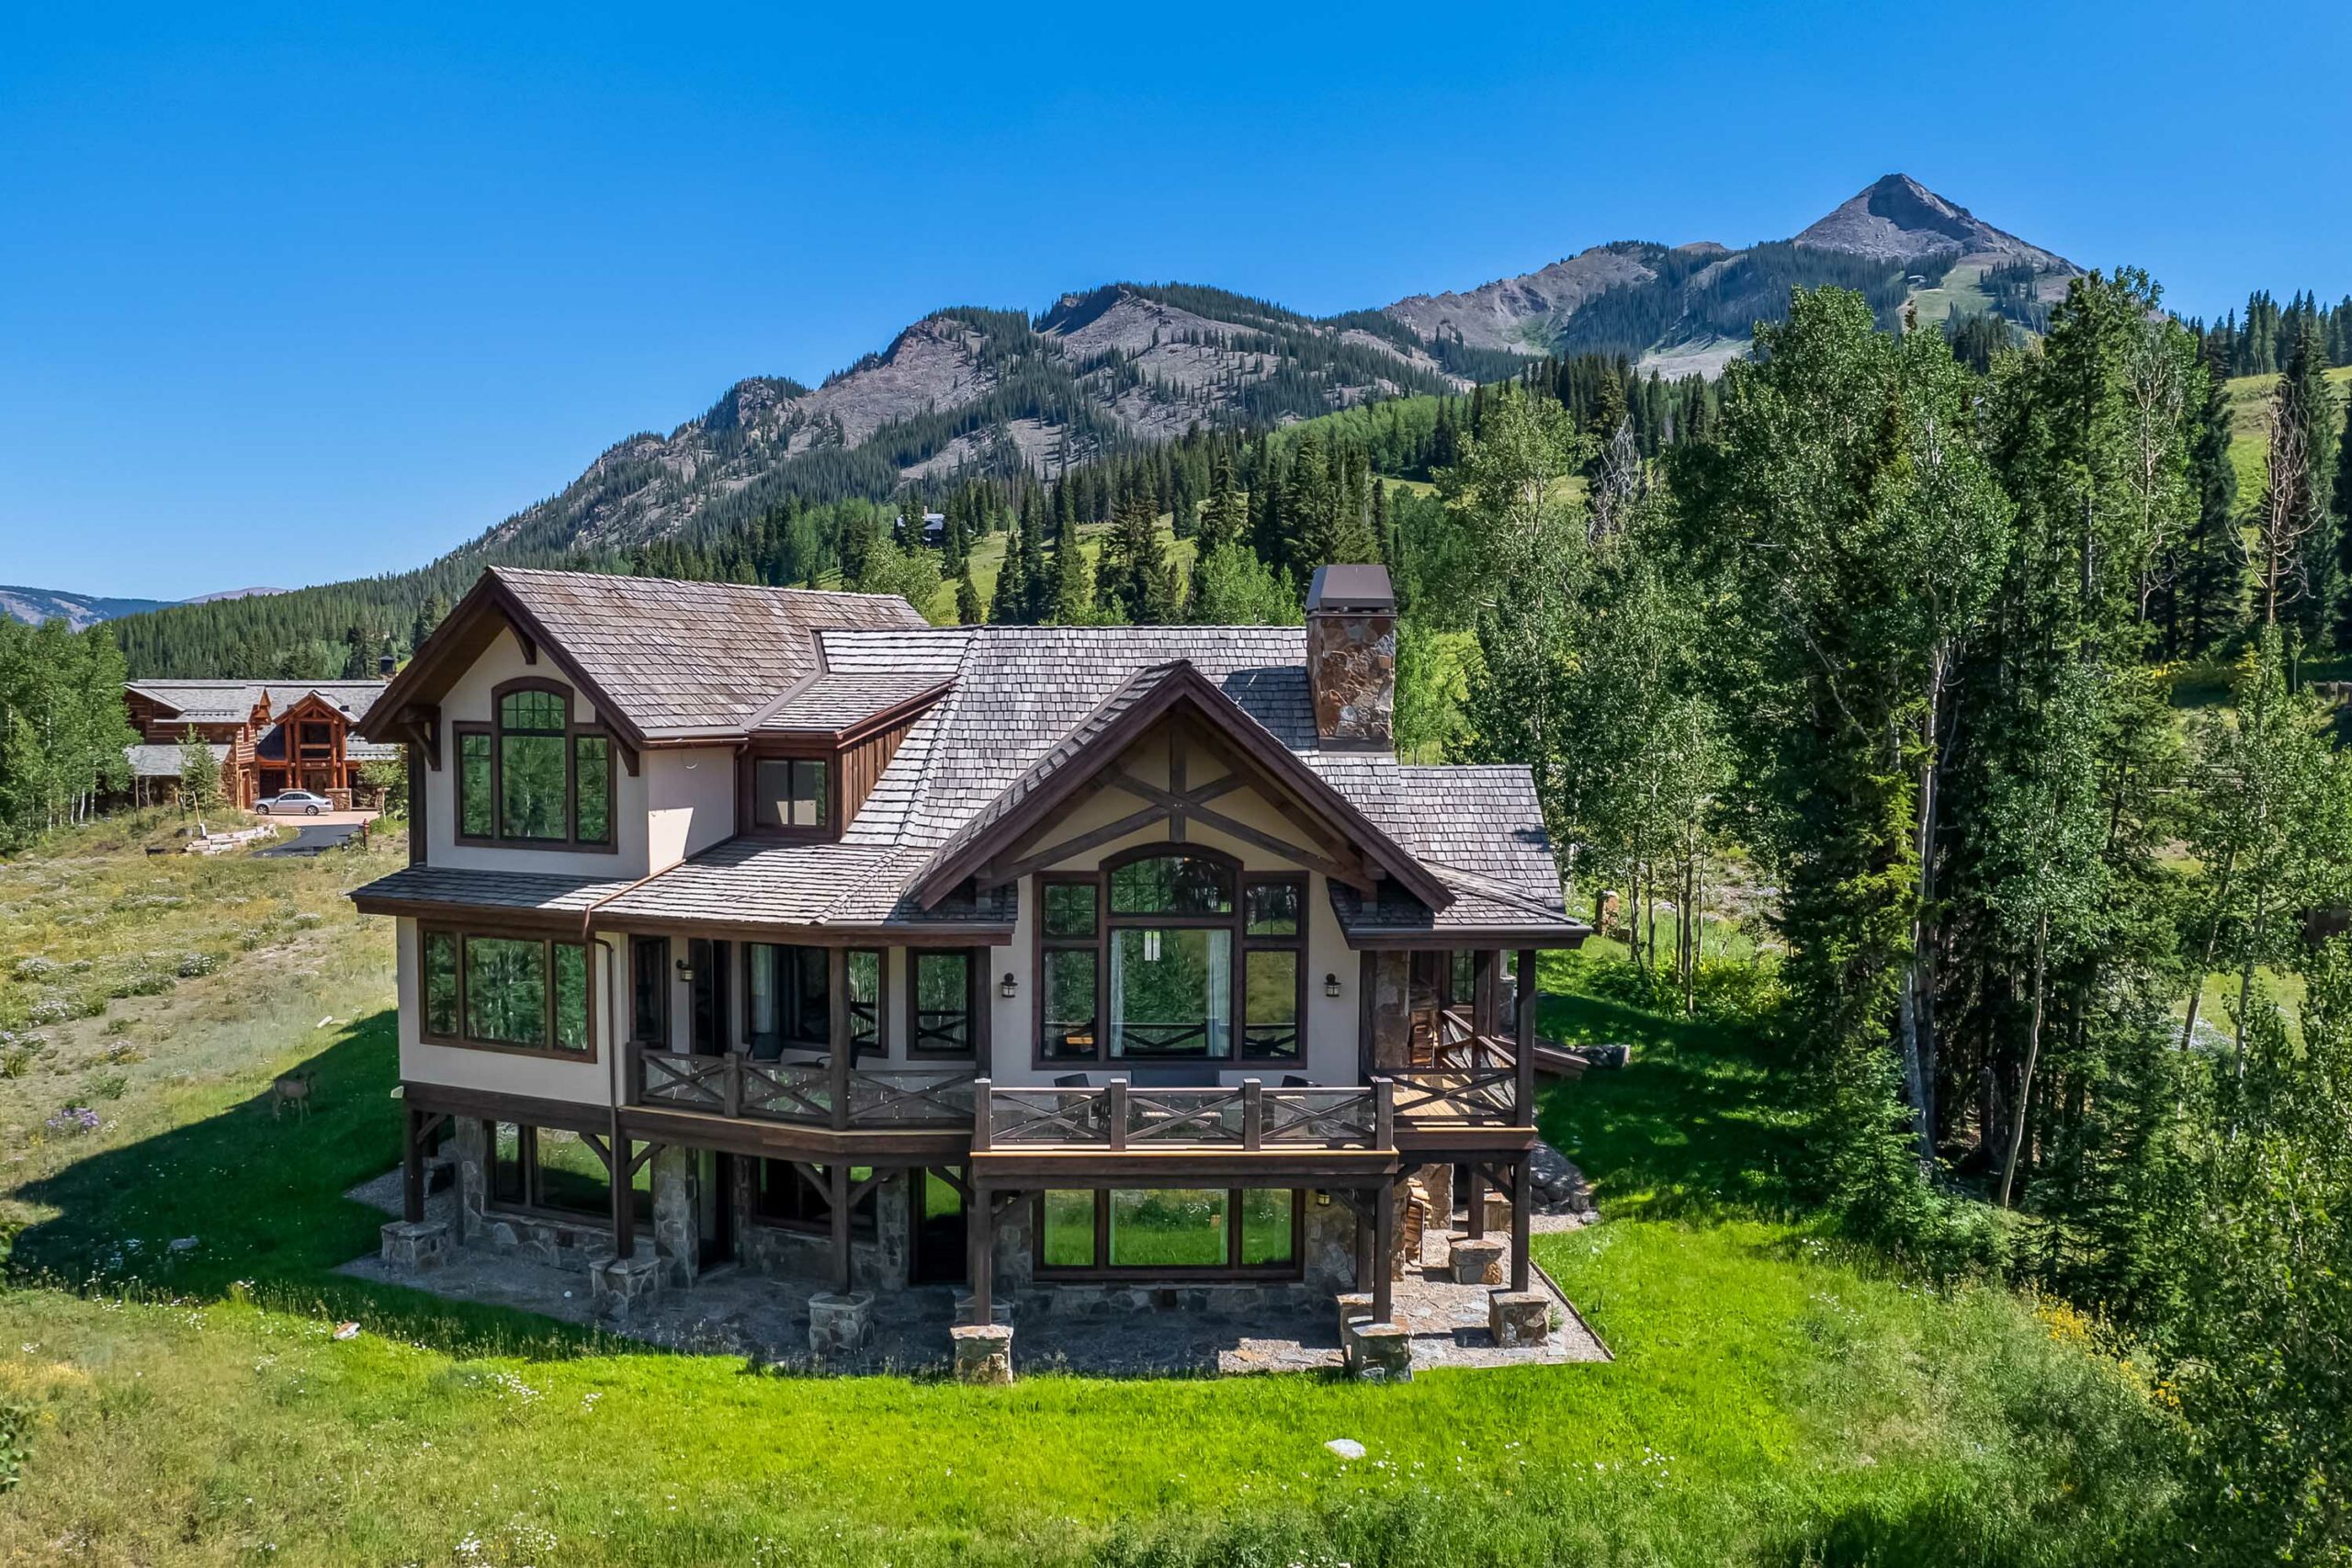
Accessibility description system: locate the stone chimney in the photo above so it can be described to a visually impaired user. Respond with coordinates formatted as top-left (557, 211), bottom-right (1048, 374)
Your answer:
top-left (1305, 564), bottom-right (1396, 750)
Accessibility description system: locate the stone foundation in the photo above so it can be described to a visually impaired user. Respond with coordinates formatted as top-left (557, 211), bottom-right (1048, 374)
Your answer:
top-left (1349, 1319), bottom-right (1412, 1382)
top-left (590, 1255), bottom-right (664, 1321)
top-left (808, 1291), bottom-right (873, 1358)
top-left (1448, 1236), bottom-right (1505, 1286)
top-left (1335, 1291), bottom-right (1374, 1369)
top-left (1482, 1190), bottom-right (1511, 1235)
top-left (951, 1324), bottom-right (1013, 1384)
top-left (1489, 1290), bottom-right (1549, 1348)
top-left (379, 1219), bottom-right (448, 1270)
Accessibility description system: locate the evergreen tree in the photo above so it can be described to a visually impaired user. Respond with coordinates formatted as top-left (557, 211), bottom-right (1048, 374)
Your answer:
top-left (1197, 453), bottom-right (1245, 554)
top-left (988, 520), bottom-right (1029, 626)
top-left (955, 563), bottom-right (983, 626)
top-left (2177, 338), bottom-right (2245, 656)
top-left (175, 724), bottom-right (221, 817)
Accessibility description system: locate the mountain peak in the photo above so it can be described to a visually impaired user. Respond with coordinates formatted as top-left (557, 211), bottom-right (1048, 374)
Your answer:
top-left (1795, 174), bottom-right (2071, 272)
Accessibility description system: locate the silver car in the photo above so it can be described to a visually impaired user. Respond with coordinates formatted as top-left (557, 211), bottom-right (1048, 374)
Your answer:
top-left (257, 790), bottom-right (332, 817)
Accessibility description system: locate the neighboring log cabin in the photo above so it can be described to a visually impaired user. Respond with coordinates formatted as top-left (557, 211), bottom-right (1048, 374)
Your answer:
top-left (352, 563), bottom-right (1589, 1376)
top-left (123, 677), bottom-right (396, 807)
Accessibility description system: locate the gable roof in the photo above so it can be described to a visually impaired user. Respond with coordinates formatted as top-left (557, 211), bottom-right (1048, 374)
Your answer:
top-left (360, 567), bottom-right (930, 747)
top-left (910, 659), bottom-right (1451, 910)
top-left (128, 680), bottom-right (386, 726)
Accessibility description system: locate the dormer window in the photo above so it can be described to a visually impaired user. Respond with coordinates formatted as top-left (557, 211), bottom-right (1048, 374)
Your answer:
top-left (752, 757), bottom-right (828, 831)
top-left (453, 679), bottom-right (616, 852)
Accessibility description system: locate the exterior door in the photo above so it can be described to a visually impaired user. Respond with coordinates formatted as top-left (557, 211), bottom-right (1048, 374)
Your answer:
top-left (909, 1167), bottom-right (968, 1284)
top-left (697, 1151), bottom-right (736, 1269)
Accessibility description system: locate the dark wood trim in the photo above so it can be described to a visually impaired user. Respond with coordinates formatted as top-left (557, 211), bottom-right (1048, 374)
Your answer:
top-left (406, 741), bottom-right (427, 868)
top-left (401, 1078), bottom-right (611, 1136)
top-left (736, 744), bottom-right (839, 841)
top-left (353, 894), bottom-right (599, 931)
top-left (1029, 847), bottom-right (1305, 1072)
top-left (415, 923), bottom-right (599, 1064)
top-left (449, 677), bottom-right (619, 854)
top-left (905, 946), bottom-right (983, 1060)
top-left (971, 1147), bottom-right (1398, 1184)
top-left (1030, 1187), bottom-right (1306, 1281)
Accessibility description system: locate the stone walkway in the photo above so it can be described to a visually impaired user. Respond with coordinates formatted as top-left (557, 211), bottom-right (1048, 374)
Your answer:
top-left (340, 1170), bottom-right (1609, 1376)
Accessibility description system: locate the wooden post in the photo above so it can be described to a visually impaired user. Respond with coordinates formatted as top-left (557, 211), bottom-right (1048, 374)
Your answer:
top-left (970, 1184), bottom-right (995, 1322)
top-left (1373, 1077), bottom-right (1394, 1150)
top-left (1466, 1165), bottom-right (1486, 1240)
top-left (830, 1160), bottom-right (853, 1292)
top-left (830, 947), bottom-right (852, 1129)
top-left (1242, 1078), bottom-right (1262, 1150)
top-left (1372, 1179), bottom-right (1395, 1324)
top-left (723, 1052), bottom-right (743, 1120)
top-left (1106, 1078), bottom-right (1128, 1151)
top-left (972, 1077), bottom-right (993, 1152)
top-left (608, 1107), bottom-right (634, 1260)
top-left (1516, 948), bottom-right (1538, 1127)
top-left (401, 1105), bottom-right (425, 1224)
top-left (1510, 1153), bottom-right (1533, 1292)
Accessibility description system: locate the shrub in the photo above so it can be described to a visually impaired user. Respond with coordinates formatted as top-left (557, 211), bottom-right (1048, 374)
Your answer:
top-left (0, 1399), bottom-right (28, 1493)
top-left (175, 952), bottom-right (218, 978)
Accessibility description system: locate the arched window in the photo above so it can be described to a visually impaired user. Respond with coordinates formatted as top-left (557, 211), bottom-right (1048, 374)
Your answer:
top-left (453, 679), bottom-right (615, 850)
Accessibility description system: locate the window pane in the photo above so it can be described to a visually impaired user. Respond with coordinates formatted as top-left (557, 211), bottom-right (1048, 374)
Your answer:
top-left (423, 931), bottom-right (459, 1037)
top-left (1109, 928), bottom-right (1230, 1058)
top-left (914, 952), bottom-right (970, 1052)
top-left (1239, 1189), bottom-right (1295, 1265)
top-left (846, 951), bottom-right (881, 1051)
top-left (752, 759), bottom-right (795, 829)
top-left (1450, 950), bottom-right (1476, 1005)
top-left (458, 732), bottom-right (492, 837)
top-left (465, 937), bottom-right (546, 1046)
top-left (1042, 1190), bottom-right (1096, 1268)
top-left (490, 1122), bottom-right (526, 1204)
top-left (500, 690), bottom-right (566, 731)
top-left (1042, 948), bottom-right (1098, 1059)
top-left (631, 937), bottom-right (666, 1043)
top-left (500, 733), bottom-right (567, 839)
top-left (1110, 1189), bottom-right (1227, 1268)
top-left (1244, 881), bottom-right (1301, 936)
top-left (553, 943), bottom-right (589, 1053)
top-left (746, 944), bottom-right (781, 1054)
top-left (1109, 852), bottom-right (1233, 916)
top-left (789, 946), bottom-right (830, 1047)
top-left (573, 736), bottom-right (610, 843)
top-left (1244, 950), bottom-right (1299, 1058)
top-left (1043, 881), bottom-right (1097, 937)
top-left (790, 759), bottom-right (827, 829)
top-left (533, 1127), bottom-right (608, 1216)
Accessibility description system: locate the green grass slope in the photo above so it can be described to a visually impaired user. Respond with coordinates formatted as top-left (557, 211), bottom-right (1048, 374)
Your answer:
top-left (0, 820), bottom-right (2181, 1565)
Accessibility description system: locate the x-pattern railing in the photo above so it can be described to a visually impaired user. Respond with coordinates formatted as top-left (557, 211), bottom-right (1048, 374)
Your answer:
top-left (1393, 1032), bottom-right (1521, 1124)
top-left (741, 1061), bottom-right (834, 1122)
top-left (846, 1066), bottom-right (978, 1126)
top-left (978, 1079), bottom-right (1386, 1151)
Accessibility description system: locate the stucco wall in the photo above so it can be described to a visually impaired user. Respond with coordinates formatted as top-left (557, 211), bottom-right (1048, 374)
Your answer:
top-left (394, 916), bottom-right (616, 1107)
top-left (423, 626), bottom-right (651, 877)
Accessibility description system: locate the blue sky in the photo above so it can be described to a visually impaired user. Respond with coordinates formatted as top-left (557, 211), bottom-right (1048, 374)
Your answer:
top-left (4, 0), bottom-right (2346, 600)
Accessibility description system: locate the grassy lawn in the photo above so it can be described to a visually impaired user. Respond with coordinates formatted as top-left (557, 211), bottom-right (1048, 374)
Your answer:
top-left (0, 822), bottom-right (2179, 1565)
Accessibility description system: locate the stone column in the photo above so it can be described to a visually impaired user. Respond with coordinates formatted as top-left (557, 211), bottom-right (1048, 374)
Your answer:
top-left (452, 1116), bottom-right (488, 1244)
top-left (1349, 1320), bottom-right (1412, 1382)
top-left (808, 1291), bottom-right (874, 1358)
top-left (651, 1145), bottom-right (698, 1288)
top-left (1489, 1290), bottom-right (1550, 1348)
top-left (952, 1324), bottom-right (1013, 1384)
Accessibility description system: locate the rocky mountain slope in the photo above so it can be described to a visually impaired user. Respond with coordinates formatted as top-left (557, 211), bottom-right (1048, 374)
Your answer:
top-left (1376, 173), bottom-right (2077, 377)
top-left (471, 285), bottom-right (1494, 559)
top-left (2, 585), bottom-right (173, 629)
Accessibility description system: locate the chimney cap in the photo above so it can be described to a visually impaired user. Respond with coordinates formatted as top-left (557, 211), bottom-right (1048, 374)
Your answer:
top-left (1306, 563), bottom-right (1395, 615)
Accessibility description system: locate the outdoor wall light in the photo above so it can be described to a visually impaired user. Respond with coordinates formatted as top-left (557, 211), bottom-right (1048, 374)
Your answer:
top-left (675, 957), bottom-right (695, 984)
top-left (1324, 972), bottom-right (1342, 998)
top-left (1001, 971), bottom-right (1018, 998)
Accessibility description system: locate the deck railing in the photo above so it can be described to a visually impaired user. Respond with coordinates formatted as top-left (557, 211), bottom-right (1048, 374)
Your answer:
top-left (977, 1078), bottom-right (1389, 1152)
top-left (1390, 1031), bottom-right (1522, 1125)
top-left (629, 1046), bottom-right (976, 1131)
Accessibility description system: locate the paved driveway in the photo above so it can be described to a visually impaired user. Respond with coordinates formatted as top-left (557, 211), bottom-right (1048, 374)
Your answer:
top-left (254, 811), bottom-right (377, 856)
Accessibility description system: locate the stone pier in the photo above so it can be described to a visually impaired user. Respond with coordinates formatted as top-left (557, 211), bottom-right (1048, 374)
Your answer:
top-left (951, 1324), bottom-right (1013, 1384)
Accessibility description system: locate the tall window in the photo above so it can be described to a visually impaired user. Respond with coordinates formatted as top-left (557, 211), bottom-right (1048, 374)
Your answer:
top-left (745, 943), bottom-right (830, 1058)
top-left (422, 929), bottom-right (592, 1057)
top-left (452, 681), bottom-right (616, 850)
top-left (629, 936), bottom-right (668, 1044)
top-left (751, 757), bottom-right (829, 831)
top-left (498, 689), bottom-right (568, 840)
top-left (910, 950), bottom-right (974, 1055)
top-left (1036, 849), bottom-right (1303, 1066)
top-left (1037, 1188), bottom-right (1299, 1276)
top-left (846, 949), bottom-right (884, 1055)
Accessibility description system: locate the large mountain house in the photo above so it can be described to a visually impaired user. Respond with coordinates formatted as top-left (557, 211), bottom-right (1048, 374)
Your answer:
top-left (351, 564), bottom-right (1589, 1379)
top-left (123, 677), bottom-right (395, 808)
